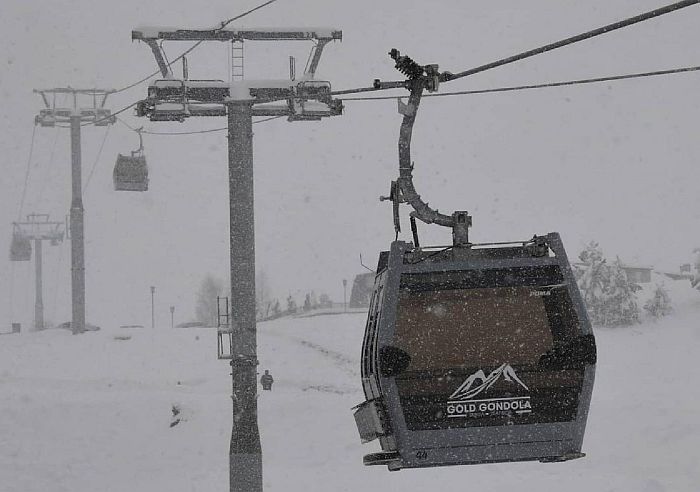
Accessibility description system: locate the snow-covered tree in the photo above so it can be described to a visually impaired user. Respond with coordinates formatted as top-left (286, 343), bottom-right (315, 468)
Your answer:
top-left (577, 242), bottom-right (609, 325)
top-left (644, 284), bottom-right (673, 319)
top-left (576, 242), bottom-right (640, 327)
top-left (256, 269), bottom-right (273, 318)
top-left (602, 259), bottom-right (640, 326)
top-left (692, 248), bottom-right (700, 291)
top-left (195, 275), bottom-right (225, 326)
top-left (286, 295), bottom-right (297, 314)
top-left (319, 293), bottom-right (332, 308)
top-left (270, 299), bottom-right (281, 318)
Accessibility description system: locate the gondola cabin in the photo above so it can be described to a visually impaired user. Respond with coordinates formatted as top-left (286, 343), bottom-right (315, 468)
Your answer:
top-left (10, 232), bottom-right (31, 261)
top-left (113, 154), bottom-right (148, 192)
top-left (354, 233), bottom-right (596, 470)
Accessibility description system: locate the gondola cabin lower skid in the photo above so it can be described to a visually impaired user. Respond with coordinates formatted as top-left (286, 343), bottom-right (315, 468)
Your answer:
top-left (354, 233), bottom-right (596, 470)
top-left (113, 154), bottom-right (148, 192)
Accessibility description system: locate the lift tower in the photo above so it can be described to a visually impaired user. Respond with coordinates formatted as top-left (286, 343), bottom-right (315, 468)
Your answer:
top-left (132, 25), bottom-right (343, 492)
top-left (11, 214), bottom-right (64, 331)
top-left (34, 88), bottom-right (116, 334)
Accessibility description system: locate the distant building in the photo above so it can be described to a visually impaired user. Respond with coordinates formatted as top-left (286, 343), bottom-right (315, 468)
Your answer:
top-left (619, 264), bottom-right (653, 284)
top-left (349, 272), bottom-right (375, 308)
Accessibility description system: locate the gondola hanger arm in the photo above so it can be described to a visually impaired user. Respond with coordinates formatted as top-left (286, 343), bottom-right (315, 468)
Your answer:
top-left (382, 50), bottom-right (472, 246)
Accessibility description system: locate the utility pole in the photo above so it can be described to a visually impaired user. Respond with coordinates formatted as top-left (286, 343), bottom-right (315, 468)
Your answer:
top-left (150, 286), bottom-right (156, 329)
top-left (11, 214), bottom-right (64, 331)
top-left (34, 88), bottom-right (115, 335)
top-left (170, 305), bottom-right (175, 329)
top-left (35, 239), bottom-right (43, 329)
top-left (131, 25), bottom-right (342, 492)
top-left (343, 278), bottom-right (347, 313)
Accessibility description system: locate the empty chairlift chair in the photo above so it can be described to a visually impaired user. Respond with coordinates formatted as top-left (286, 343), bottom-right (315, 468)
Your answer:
top-left (9, 230), bottom-right (31, 261)
top-left (114, 129), bottom-right (148, 192)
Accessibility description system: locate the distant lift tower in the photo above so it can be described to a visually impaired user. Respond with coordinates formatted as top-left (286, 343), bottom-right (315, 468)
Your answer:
top-left (34, 88), bottom-right (116, 335)
top-left (131, 25), bottom-right (343, 492)
top-left (11, 214), bottom-right (64, 331)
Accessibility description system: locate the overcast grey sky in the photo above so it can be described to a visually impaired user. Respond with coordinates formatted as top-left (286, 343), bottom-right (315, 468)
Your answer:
top-left (2, 0), bottom-right (699, 328)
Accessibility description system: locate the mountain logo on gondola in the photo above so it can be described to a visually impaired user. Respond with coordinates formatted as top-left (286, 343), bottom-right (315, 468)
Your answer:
top-left (449, 363), bottom-right (529, 400)
top-left (446, 363), bottom-right (532, 418)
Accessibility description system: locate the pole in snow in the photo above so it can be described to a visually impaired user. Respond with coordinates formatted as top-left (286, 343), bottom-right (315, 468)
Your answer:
top-left (343, 278), bottom-right (347, 313)
top-left (151, 286), bottom-right (156, 329)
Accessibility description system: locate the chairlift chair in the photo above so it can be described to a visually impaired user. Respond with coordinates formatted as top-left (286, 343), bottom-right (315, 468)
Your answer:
top-left (9, 230), bottom-right (31, 261)
top-left (113, 129), bottom-right (148, 192)
top-left (35, 109), bottom-right (56, 127)
top-left (289, 80), bottom-right (342, 121)
top-left (353, 51), bottom-right (596, 471)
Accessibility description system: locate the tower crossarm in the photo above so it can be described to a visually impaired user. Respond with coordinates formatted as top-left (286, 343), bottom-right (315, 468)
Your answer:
top-left (132, 26), bottom-right (342, 42)
top-left (13, 216), bottom-right (64, 242)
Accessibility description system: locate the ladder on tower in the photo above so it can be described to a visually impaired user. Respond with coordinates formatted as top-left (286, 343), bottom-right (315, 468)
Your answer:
top-left (231, 41), bottom-right (244, 81)
top-left (217, 296), bottom-right (233, 359)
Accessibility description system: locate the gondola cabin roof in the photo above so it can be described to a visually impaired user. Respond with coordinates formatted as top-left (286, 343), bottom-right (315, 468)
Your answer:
top-left (354, 233), bottom-right (596, 470)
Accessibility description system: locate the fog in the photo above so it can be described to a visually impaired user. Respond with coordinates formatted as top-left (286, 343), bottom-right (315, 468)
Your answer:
top-left (2, 0), bottom-right (698, 328)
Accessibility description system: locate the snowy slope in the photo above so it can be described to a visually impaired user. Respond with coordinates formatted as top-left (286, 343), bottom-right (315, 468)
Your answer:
top-left (1, 281), bottom-right (699, 492)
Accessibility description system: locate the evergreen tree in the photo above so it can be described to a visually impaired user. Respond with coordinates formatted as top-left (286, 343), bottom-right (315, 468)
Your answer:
top-left (286, 295), bottom-right (297, 314)
top-left (195, 275), bottom-right (225, 326)
top-left (256, 269), bottom-right (272, 317)
top-left (603, 259), bottom-right (640, 326)
top-left (692, 248), bottom-right (700, 291)
top-left (271, 299), bottom-right (281, 317)
top-left (576, 242), bottom-right (640, 327)
top-left (319, 293), bottom-right (332, 308)
top-left (577, 242), bottom-right (609, 325)
top-left (644, 284), bottom-right (673, 319)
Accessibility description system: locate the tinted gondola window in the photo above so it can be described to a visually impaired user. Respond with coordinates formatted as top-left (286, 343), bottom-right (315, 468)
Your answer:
top-left (390, 268), bottom-right (584, 430)
top-left (395, 286), bottom-right (553, 370)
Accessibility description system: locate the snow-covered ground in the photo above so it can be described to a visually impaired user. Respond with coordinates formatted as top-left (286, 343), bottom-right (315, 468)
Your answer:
top-left (1, 279), bottom-right (699, 492)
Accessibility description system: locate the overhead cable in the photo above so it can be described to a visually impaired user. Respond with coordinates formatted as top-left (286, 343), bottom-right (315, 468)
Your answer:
top-left (17, 125), bottom-right (37, 220)
top-left (332, 0), bottom-right (700, 97)
top-left (340, 65), bottom-right (700, 101)
top-left (117, 115), bottom-right (283, 136)
top-left (83, 125), bottom-right (112, 192)
top-left (446, 0), bottom-right (700, 82)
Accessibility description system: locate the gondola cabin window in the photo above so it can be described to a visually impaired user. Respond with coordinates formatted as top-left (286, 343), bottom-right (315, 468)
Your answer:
top-left (395, 286), bottom-right (554, 370)
top-left (390, 267), bottom-right (585, 431)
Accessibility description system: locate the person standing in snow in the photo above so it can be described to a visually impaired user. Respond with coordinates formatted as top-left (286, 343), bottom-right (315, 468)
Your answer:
top-left (260, 370), bottom-right (274, 391)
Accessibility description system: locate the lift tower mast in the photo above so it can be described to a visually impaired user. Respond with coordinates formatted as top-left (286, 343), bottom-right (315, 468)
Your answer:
top-left (11, 214), bottom-right (64, 331)
top-left (33, 88), bottom-right (115, 334)
top-left (132, 25), bottom-right (342, 492)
